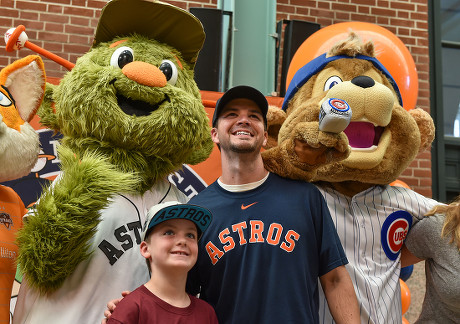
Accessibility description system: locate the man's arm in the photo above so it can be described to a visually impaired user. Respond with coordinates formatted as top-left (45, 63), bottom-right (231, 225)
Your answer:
top-left (101, 291), bottom-right (130, 324)
top-left (400, 244), bottom-right (424, 268)
top-left (319, 265), bottom-right (360, 324)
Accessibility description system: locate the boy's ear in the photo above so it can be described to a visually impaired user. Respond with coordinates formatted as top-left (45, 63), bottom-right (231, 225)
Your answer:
top-left (140, 241), bottom-right (151, 259)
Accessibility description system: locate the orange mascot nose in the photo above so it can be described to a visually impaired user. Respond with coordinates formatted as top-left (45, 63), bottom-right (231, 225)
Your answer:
top-left (121, 61), bottom-right (167, 87)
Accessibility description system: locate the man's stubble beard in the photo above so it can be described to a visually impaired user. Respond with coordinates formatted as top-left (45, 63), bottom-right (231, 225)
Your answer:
top-left (228, 141), bottom-right (262, 154)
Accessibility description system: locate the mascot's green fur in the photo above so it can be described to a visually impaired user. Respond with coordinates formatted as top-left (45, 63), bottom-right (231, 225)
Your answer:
top-left (16, 1), bottom-right (213, 309)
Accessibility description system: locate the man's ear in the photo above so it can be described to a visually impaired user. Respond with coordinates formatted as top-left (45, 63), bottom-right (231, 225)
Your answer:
top-left (37, 83), bottom-right (60, 132)
top-left (210, 127), bottom-right (219, 145)
top-left (262, 130), bottom-right (268, 147)
top-left (265, 105), bottom-right (287, 149)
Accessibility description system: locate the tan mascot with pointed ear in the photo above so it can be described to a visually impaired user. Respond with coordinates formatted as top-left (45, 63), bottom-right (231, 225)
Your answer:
top-left (0, 55), bottom-right (45, 323)
top-left (262, 32), bottom-right (439, 323)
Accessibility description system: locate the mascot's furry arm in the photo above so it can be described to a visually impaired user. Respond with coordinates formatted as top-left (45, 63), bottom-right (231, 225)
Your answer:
top-left (16, 145), bottom-right (140, 293)
top-left (263, 100), bottom-right (351, 181)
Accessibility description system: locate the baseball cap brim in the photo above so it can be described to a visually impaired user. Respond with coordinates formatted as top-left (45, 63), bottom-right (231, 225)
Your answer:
top-left (212, 85), bottom-right (268, 127)
top-left (92, 0), bottom-right (205, 67)
top-left (143, 201), bottom-right (212, 240)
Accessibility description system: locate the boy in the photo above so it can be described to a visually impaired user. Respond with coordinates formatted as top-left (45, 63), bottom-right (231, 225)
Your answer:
top-left (107, 201), bottom-right (218, 324)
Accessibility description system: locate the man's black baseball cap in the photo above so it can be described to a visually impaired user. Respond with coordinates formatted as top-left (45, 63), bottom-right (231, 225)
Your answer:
top-left (212, 85), bottom-right (268, 127)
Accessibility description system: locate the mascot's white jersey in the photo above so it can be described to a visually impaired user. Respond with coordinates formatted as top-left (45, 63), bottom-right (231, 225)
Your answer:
top-left (316, 184), bottom-right (438, 324)
top-left (13, 179), bottom-right (187, 324)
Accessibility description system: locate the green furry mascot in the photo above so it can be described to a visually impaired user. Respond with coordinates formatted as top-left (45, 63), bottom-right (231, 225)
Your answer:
top-left (13, 1), bottom-right (213, 323)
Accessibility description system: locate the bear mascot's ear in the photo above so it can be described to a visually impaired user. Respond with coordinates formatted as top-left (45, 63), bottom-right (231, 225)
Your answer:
top-left (409, 108), bottom-right (435, 153)
top-left (265, 105), bottom-right (287, 149)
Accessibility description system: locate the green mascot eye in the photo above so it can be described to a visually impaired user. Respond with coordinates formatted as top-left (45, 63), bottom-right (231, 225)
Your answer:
top-left (159, 59), bottom-right (178, 85)
top-left (110, 46), bottom-right (134, 68)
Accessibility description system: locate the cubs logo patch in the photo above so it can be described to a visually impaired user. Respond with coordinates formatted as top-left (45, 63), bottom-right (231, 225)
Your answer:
top-left (381, 210), bottom-right (412, 260)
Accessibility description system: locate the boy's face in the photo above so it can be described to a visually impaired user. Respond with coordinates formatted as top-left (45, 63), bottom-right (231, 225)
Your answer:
top-left (142, 218), bottom-right (199, 273)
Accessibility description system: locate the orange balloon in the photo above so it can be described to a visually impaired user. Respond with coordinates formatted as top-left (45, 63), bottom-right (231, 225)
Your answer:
top-left (390, 179), bottom-right (411, 189)
top-left (286, 22), bottom-right (418, 111)
top-left (402, 316), bottom-right (410, 324)
top-left (400, 279), bottom-right (411, 315)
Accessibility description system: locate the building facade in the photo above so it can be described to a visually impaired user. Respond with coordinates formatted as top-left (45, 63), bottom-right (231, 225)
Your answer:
top-left (0, 0), bottom-right (448, 199)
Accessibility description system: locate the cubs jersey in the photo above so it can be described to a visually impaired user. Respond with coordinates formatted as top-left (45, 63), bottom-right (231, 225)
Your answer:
top-left (0, 186), bottom-right (25, 323)
top-left (187, 173), bottom-right (348, 324)
top-left (13, 180), bottom-right (187, 324)
top-left (316, 184), bottom-right (438, 324)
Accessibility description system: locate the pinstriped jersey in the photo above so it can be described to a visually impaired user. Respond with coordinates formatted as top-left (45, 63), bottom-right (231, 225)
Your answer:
top-left (187, 173), bottom-right (347, 324)
top-left (316, 184), bottom-right (438, 324)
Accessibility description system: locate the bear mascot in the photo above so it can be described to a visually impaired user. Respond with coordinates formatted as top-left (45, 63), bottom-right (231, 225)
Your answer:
top-left (262, 32), bottom-right (438, 323)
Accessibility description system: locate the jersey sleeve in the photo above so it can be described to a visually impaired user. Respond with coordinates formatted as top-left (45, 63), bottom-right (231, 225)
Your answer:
top-left (167, 182), bottom-right (189, 203)
top-left (316, 189), bottom-right (348, 276)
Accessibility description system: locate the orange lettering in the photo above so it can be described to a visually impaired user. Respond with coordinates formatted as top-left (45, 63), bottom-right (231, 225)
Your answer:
top-left (280, 230), bottom-right (300, 252)
top-left (266, 223), bottom-right (283, 245)
top-left (249, 220), bottom-right (265, 243)
top-left (206, 241), bottom-right (224, 265)
top-left (232, 222), bottom-right (247, 245)
top-left (219, 228), bottom-right (235, 252)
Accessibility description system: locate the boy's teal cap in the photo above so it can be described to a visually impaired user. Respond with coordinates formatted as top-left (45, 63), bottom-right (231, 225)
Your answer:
top-left (143, 201), bottom-right (212, 240)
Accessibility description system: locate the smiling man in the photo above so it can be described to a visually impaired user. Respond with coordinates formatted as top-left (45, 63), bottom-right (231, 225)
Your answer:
top-left (186, 85), bottom-right (360, 324)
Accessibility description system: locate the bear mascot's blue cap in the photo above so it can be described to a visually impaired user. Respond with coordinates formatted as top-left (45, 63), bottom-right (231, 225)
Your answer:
top-left (282, 53), bottom-right (403, 111)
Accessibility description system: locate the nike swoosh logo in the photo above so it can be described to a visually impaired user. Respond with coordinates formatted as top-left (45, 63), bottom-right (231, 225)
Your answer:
top-left (241, 202), bottom-right (258, 210)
